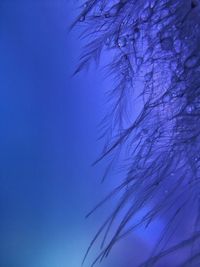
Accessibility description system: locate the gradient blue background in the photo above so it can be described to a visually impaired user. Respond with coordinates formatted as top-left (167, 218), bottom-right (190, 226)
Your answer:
top-left (0, 1), bottom-right (158, 266)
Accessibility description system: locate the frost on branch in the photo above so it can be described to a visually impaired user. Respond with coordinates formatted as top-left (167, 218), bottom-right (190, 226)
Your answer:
top-left (73, 0), bottom-right (200, 266)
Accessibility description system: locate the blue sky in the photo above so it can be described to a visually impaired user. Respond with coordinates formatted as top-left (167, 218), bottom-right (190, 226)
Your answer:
top-left (0, 1), bottom-right (159, 266)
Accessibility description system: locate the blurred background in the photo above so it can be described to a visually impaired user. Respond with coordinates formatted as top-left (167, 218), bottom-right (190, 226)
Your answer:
top-left (0, 1), bottom-right (160, 266)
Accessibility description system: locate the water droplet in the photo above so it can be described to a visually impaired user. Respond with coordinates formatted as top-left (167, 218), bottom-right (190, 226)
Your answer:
top-left (127, 34), bottom-right (135, 43)
top-left (117, 37), bottom-right (127, 47)
top-left (125, 74), bottom-right (131, 81)
top-left (83, 2), bottom-right (88, 8)
top-left (105, 35), bottom-right (118, 48)
top-left (191, 0), bottom-right (199, 9)
top-left (156, 23), bottom-right (164, 31)
top-left (169, 5), bottom-right (176, 14)
top-left (185, 55), bottom-right (199, 68)
top-left (170, 61), bottom-right (177, 72)
top-left (105, 12), bottom-right (110, 18)
top-left (186, 104), bottom-right (194, 114)
top-left (171, 92), bottom-right (178, 98)
top-left (153, 12), bottom-right (161, 23)
top-left (194, 97), bottom-right (200, 109)
top-left (79, 16), bottom-right (85, 22)
top-left (161, 37), bottom-right (173, 51)
top-left (161, 9), bottom-right (170, 18)
top-left (133, 27), bottom-right (140, 39)
top-left (109, 5), bottom-right (118, 16)
top-left (105, 37), bottom-right (110, 46)
top-left (137, 57), bottom-right (143, 65)
top-left (134, 27), bottom-right (140, 33)
top-left (150, 1), bottom-right (156, 8)
top-left (144, 72), bottom-right (153, 82)
top-left (141, 8), bottom-right (152, 21)
top-left (163, 94), bottom-right (170, 102)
